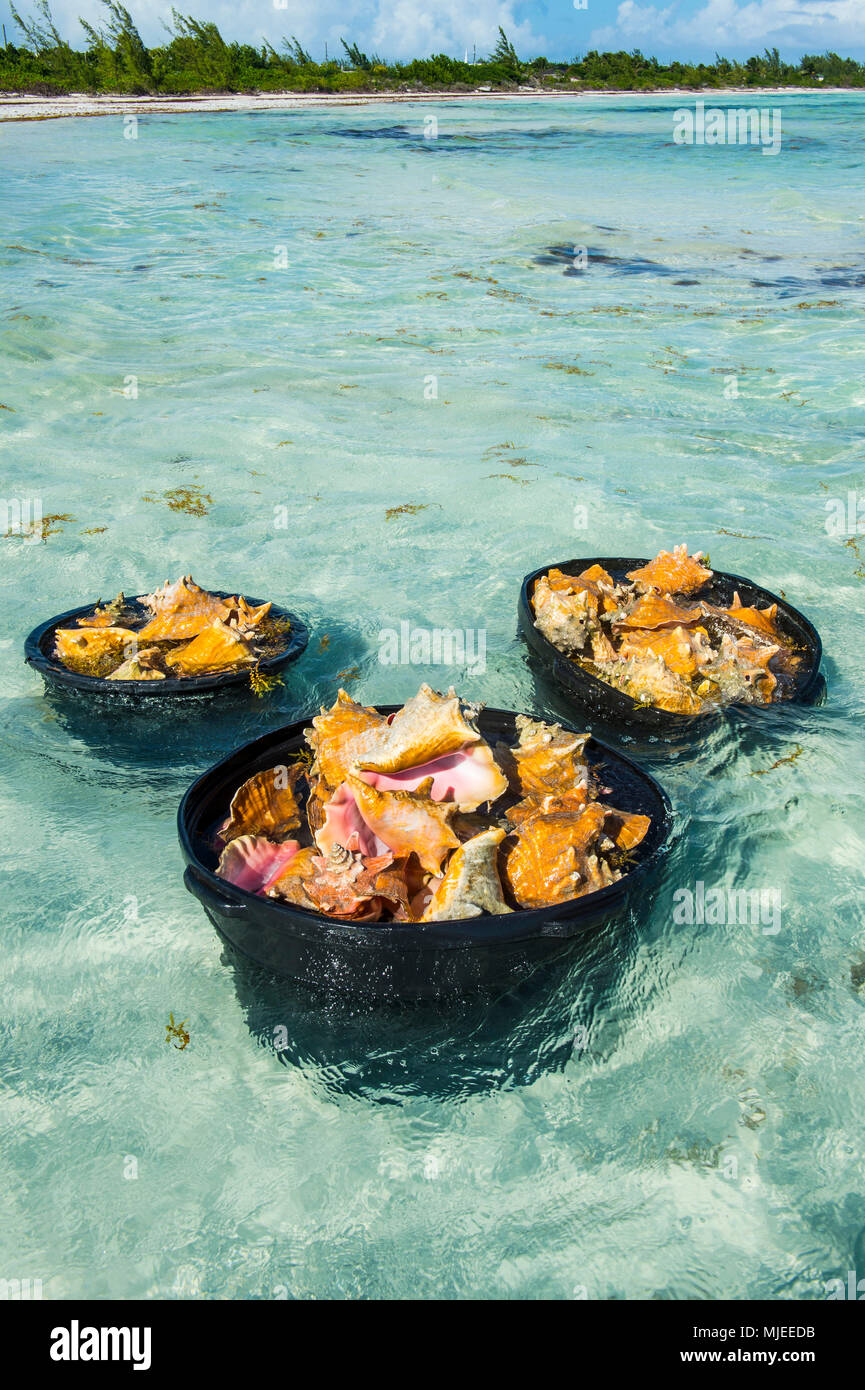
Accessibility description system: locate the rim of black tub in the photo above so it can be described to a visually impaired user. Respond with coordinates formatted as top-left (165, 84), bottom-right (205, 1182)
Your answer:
top-left (177, 706), bottom-right (675, 997)
top-left (518, 557), bottom-right (823, 733)
top-left (24, 592), bottom-right (309, 698)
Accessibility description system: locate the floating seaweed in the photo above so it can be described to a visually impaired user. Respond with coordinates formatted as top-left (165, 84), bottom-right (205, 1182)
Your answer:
top-left (249, 666), bottom-right (285, 698)
top-left (165, 1013), bottom-right (190, 1050)
top-left (751, 745), bottom-right (804, 776)
top-left (385, 503), bottom-right (428, 520)
top-left (141, 486), bottom-right (214, 518)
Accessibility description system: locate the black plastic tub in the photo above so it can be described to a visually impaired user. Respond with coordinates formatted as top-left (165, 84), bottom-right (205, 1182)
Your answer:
top-left (519, 557), bottom-right (824, 735)
top-left (178, 706), bottom-right (674, 1001)
top-left (24, 593), bottom-right (309, 700)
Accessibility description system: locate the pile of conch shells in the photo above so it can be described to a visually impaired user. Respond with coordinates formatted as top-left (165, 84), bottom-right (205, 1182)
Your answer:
top-left (214, 683), bottom-right (652, 923)
top-left (53, 575), bottom-right (288, 680)
top-left (532, 544), bottom-right (802, 714)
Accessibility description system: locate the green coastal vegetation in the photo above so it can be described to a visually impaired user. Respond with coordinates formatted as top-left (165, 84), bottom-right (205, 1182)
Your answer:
top-left (2, 1), bottom-right (865, 96)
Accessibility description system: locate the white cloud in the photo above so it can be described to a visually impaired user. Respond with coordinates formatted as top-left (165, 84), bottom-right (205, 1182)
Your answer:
top-left (590, 0), bottom-right (865, 53)
top-left (5, 0), bottom-right (548, 58)
top-left (368, 1), bottom-right (547, 59)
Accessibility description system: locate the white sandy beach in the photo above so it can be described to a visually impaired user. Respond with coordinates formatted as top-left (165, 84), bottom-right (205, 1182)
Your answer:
top-left (0, 86), bottom-right (845, 121)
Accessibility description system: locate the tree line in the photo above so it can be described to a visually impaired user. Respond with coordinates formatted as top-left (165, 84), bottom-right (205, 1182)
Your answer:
top-left (2, 3), bottom-right (863, 96)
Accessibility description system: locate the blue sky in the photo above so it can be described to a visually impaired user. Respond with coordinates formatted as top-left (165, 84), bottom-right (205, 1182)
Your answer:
top-left (3, 0), bottom-right (865, 62)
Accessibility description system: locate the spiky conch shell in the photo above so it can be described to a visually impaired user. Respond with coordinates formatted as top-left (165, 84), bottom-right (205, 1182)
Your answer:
top-left (502, 801), bottom-right (610, 910)
top-left (496, 716), bottom-right (590, 801)
top-left (75, 593), bottom-right (133, 629)
top-left (141, 574), bottom-right (217, 615)
top-left (164, 620), bottom-right (255, 676)
top-left (306, 690), bottom-right (388, 789)
top-left (54, 625), bottom-right (135, 664)
top-left (352, 683), bottom-right (482, 774)
top-left (106, 656), bottom-right (166, 681)
top-left (626, 544), bottom-right (712, 596)
top-left (422, 828), bottom-right (512, 921)
top-left (346, 774), bottom-right (460, 876)
top-left (220, 764), bottom-right (304, 843)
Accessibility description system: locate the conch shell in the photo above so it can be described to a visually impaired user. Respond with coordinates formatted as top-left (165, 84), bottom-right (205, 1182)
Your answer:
top-left (700, 633), bottom-right (779, 705)
top-left (532, 573), bottom-right (596, 653)
top-left (596, 651), bottom-right (704, 715)
top-left (138, 608), bottom-right (228, 642)
top-left (722, 592), bottom-right (783, 640)
top-left (618, 624), bottom-right (713, 680)
top-left (76, 593), bottom-right (134, 628)
top-left (142, 575), bottom-right (219, 615)
top-left (216, 835), bottom-right (301, 894)
top-left (497, 715), bottom-right (589, 800)
top-left (299, 845), bottom-right (398, 921)
top-left (502, 801), bottom-right (612, 909)
top-left (346, 774), bottom-right (460, 876)
top-left (616, 592), bottom-right (702, 631)
top-left (601, 805), bottom-right (651, 851)
top-left (626, 545), bottom-right (712, 595)
top-left (164, 620), bottom-right (255, 676)
top-left (137, 585), bottom-right (272, 643)
top-left (54, 625), bottom-right (134, 665)
top-left (307, 690), bottom-right (388, 789)
top-left (220, 764), bottom-right (303, 843)
top-left (353, 683), bottom-right (481, 773)
top-left (106, 650), bottom-right (166, 680)
top-left (543, 564), bottom-right (617, 608)
top-left (422, 828), bottom-right (512, 921)
top-left (357, 744), bottom-right (507, 812)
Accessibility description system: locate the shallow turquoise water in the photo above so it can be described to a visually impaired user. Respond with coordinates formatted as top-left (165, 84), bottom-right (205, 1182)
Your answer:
top-left (2, 94), bottom-right (864, 1300)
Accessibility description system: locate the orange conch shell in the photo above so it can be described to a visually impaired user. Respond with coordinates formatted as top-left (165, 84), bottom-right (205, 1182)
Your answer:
top-left (106, 650), bottom-right (166, 680)
top-left (307, 689), bottom-right (388, 789)
top-left (599, 651), bottom-right (704, 714)
top-left (723, 592), bottom-right (783, 640)
top-left (221, 764), bottom-right (303, 843)
top-left (544, 564), bottom-right (617, 608)
top-left (163, 620), bottom-right (255, 675)
top-left (138, 576), bottom-right (233, 640)
top-left (141, 575), bottom-right (220, 615)
top-left (422, 828), bottom-right (512, 921)
top-left (347, 774), bottom-right (460, 876)
top-left (626, 544), bottom-right (712, 595)
top-left (502, 801), bottom-right (612, 909)
top-left (300, 844), bottom-right (395, 921)
top-left (265, 846), bottom-right (319, 905)
top-left (138, 607), bottom-right (230, 642)
top-left (497, 715), bottom-right (590, 800)
top-left (76, 593), bottom-right (134, 629)
top-left (600, 805), bottom-right (652, 851)
top-left (353, 683), bottom-right (481, 774)
top-left (616, 592), bottom-right (702, 631)
top-left (618, 624), bottom-right (713, 680)
top-left (54, 625), bottom-right (135, 665)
